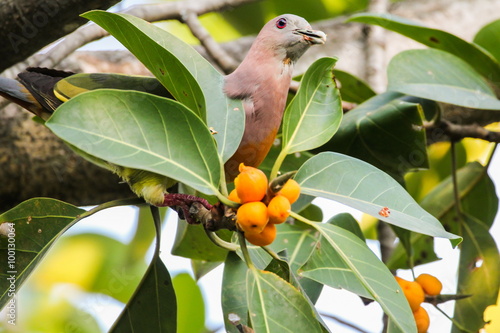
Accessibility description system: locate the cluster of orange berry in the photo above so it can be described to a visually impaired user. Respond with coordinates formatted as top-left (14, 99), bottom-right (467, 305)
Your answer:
top-left (395, 274), bottom-right (443, 333)
top-left (229, 163), bottom-right (300, 246)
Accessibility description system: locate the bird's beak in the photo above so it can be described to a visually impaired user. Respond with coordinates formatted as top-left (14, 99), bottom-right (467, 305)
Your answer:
top-left (294, 29), bottom-right (327, 45)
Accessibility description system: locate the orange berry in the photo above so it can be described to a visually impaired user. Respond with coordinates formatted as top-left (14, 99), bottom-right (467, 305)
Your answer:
top-left (245, 223), bottom-right (277, 246)
top-left (236, 201), bottom-right (268, 235)
top-left (395, 276), bottom-right (425, 312)
top-left (413, 306), bottom-right (430, 333)
top-left (234, 163), bottom-right (268, 203)
top-left (267, 195), bottom-right (291, 224)
top-left (416, 274), bottom-right (442, 296)
top-left (277, 179), bottom-right (300, 204)
top-left (228, 189), bottom-right (241, 203)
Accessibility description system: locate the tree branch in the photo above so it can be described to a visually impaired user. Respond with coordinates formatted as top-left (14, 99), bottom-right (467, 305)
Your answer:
top-left (0, 0), bottom-right (120, 73)
top-left (181, 11), bottom-right (239, 74)
top-left (427, 119), bottom-right (500, 143)
top-left (1, 0), bottom-right (259, 79)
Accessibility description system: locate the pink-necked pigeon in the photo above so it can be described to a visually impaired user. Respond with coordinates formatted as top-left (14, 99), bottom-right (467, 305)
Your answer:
top-left (0, 14), bottom-right (326, 205)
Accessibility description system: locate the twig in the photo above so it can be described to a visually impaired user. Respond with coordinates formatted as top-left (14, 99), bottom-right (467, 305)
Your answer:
top-left (319, 312), bottom-right (370, 333)
top-left (426, 119), bottom-right (500, 143)
top-left (181, 11), bottom-right (239, 73)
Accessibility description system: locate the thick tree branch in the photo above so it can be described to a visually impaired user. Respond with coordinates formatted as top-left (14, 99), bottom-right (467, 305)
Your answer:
top-left (0, 0), bottom-right (119, 73)
top-left (426, 119), bottom-right (500, 143)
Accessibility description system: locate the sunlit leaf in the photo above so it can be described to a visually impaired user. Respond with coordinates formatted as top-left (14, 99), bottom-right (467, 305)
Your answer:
top-left (46, 90), bottom-right (221, 196)
top-left (348, 13), bottom-right (500, 84)
top-left (247, 269), bottom-right (323, 332)
top-left (84, 11), bottom-right (245, 162)
top-left (0, 198), bottom-right (83, 308)
top-left (281, 57), bottom-right (342, 154)
top-left (111, 258), bottom-right (176, 333)
top-left (295, 152), bottom-right (461, 244)
top-left (387, 49), bottom-right (500, 110)
top-left (172, 273), bottom-right (205, 333)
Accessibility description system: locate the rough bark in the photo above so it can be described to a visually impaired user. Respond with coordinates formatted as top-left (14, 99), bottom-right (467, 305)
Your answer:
top-left (0, 0), bottom-right (120, 72)
top-left (1, 0), bottom-right (500, 210)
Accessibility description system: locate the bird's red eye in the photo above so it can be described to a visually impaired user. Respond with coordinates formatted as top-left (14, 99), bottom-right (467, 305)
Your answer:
top-left (276, 18), bottom-right (287, 29)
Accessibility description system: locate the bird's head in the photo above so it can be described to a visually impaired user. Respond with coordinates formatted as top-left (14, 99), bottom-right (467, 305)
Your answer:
top-left (257, 14), bottom-right (326, 63)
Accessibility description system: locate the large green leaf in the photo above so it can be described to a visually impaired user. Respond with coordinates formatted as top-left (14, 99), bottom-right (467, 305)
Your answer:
top-left (281, 57), bottom-right (342, 154)
top-left (387, 49), bottom-right (500, 110)
top-left (452, 214), bottom-right (500, 333)
top-left (295, 152), bottom-right (461, 244)
top-left (247, 269), bottom-right (323, 333)
top-left (315, 92), bottom-right (429, 178)
top-left (110, 258), bottom-right (176, 333)
top-left (348, 13), bottom-right (500, 84)
top-left (474, 19), bottom-right (500, 63)
top-left (83, 11), bottom-right (245, 162)
top-left (333, 69), bottom-right (376, 104)
top-left (301, 221), bottom-right (416, 333)
top-left (0, 198), bottom-right (83, 308)
top-left (46, 90), bottom-right (221, 196)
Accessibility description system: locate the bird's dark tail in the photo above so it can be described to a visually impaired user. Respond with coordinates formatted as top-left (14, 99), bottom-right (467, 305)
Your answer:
top-left (0, 67), bottom-right (74, 119)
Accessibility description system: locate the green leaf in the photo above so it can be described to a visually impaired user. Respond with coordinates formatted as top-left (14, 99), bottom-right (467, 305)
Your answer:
top-left (247, 269), bottom-right (323, 333)
top-left (83, 11), bottom-right (245, 162)
top-left (222, 252), bottom-right (249, 333)
top-left (281, 57), bottom-right (342, 154)
top-left (333, 69), bottom-right (376, 103)
top-left (295, 152), bottom-right (461, 244)
top-left (262, 254), bottom-right (329, 332)
top-left (46, 90), bottom-right (221, 196)
top-left (301, 222), bottom-right (416, 333)
top-left (452, 214), bottom-right (500, 333)
top-left (348, 13), bottom-right (500, 84)
top-left (0, 198), bottom-right (83, 308)
top-left (171, 221), bottom-right (230, 261)
top-left (111, 258), bottom-right (176, 333)
top-left (314, 92), bottom-right (429, 178)
top-left (387, 49), bottom-right (500, 110)
top-left (474, 19), bottom-right (500, 63)
top-left (191, 260), bottom-right (222, 280)
top-left (327, 213), bottom-right (365, 241)
top-left (172, 273), bottom-right (205, 333)
top-left (83, 12), bottom-right (204, 119)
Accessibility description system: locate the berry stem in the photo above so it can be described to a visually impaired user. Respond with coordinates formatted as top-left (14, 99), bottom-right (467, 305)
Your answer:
top-left (205, 229), bottom-right (239, 251)
top-left (238, 231), bottom-right (256, 270)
